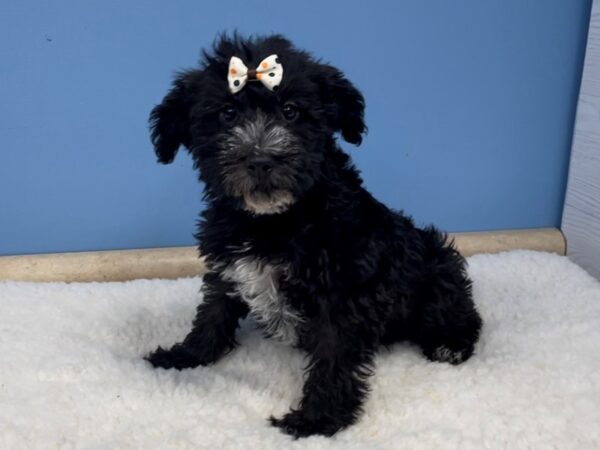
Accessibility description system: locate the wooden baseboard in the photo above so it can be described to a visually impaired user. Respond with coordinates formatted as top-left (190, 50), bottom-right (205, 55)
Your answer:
top-left (0, 228), bottom-right (565, 283)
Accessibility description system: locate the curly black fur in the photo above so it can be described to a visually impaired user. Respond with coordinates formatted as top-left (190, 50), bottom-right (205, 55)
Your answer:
top-left (146, 34), bottom-right (482, 438)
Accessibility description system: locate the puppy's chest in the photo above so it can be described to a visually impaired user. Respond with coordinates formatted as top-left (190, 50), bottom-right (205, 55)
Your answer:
top-left (221, 255), bottom-right (302, 345)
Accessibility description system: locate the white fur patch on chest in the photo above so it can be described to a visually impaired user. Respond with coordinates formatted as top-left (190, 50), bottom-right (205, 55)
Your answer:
top-left (221, 256), bottom-right (302, 345)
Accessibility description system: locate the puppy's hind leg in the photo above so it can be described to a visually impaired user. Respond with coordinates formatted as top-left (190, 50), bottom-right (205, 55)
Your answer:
top-left (413, 286), bottom-right (482, 365)
top-left (411, 229), bottom-right (482, 365)
top-left (146, 271), bottom-right (248, 370)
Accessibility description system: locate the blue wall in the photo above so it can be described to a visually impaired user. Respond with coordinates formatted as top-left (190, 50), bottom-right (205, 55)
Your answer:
top-left (0, 0), bottom-right (592, 255)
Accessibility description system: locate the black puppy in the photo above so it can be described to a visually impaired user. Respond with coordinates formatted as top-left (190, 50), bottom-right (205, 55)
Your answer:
top-left (146, 34), bottom-right (482, 438)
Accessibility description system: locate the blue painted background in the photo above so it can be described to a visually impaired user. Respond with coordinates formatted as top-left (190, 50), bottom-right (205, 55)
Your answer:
top-left (0, 0), bottom-right (592, 255)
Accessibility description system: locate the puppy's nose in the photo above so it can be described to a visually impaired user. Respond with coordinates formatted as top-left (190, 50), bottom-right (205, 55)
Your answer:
top-left (246, 155), bottom-right (274, 177)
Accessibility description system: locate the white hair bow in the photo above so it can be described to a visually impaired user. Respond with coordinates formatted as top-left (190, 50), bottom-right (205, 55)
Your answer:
top-left (228, 55), bottom-right (283, 94)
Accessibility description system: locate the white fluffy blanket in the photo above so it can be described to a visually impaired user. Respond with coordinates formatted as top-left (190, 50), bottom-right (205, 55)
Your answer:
top-left (1, 251), bottom-right (599, 449)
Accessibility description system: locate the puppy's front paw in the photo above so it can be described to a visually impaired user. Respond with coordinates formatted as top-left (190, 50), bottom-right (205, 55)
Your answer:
top-left (144, 345), bottom-right (202, 370)
top-left (269, 410), bottom-right (345, 438)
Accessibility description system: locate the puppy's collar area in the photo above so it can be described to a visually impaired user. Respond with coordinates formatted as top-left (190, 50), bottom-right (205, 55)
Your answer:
top-left (228, 55), bottom-right (283, 94)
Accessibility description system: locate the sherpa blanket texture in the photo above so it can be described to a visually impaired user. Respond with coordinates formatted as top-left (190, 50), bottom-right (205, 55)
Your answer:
top-left (1, 250), bottom-right (599, 449)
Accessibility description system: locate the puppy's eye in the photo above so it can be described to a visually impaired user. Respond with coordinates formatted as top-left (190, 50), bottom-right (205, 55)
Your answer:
top-left (282, 103), bottom-right (299, 121)
top-left (220, 106), bottom-right (238, 124)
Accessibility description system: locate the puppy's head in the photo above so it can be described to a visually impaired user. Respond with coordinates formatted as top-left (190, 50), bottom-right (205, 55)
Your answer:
top-left (150, 34), bottom-right (365, 215)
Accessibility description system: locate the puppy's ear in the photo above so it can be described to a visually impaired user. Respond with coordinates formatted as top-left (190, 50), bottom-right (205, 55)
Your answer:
top-left (317, 65), bottom-right (366, 145)
top-left (149, 71), bottom-right (198, 164)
